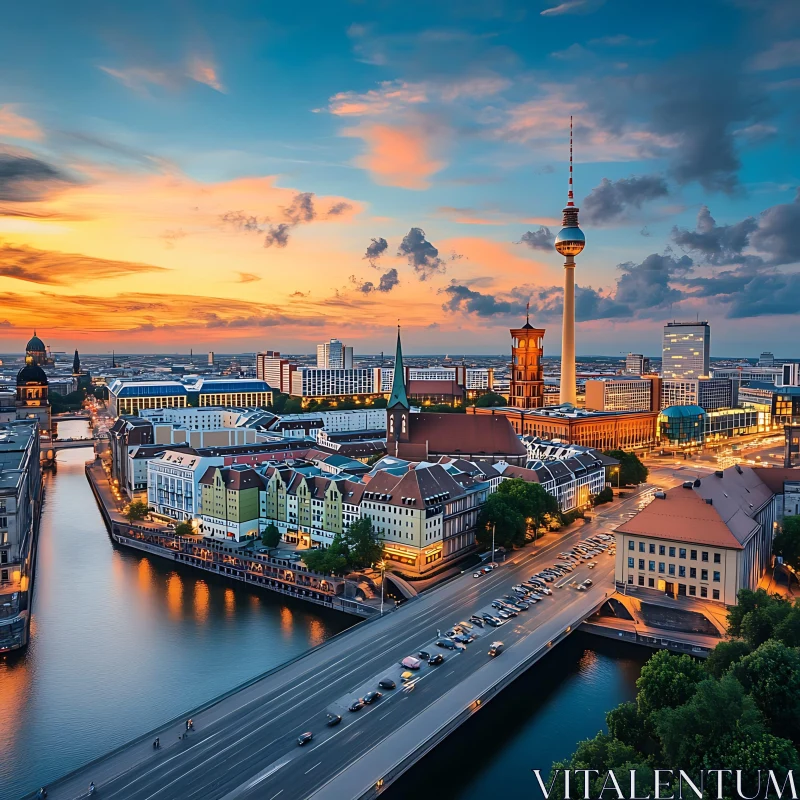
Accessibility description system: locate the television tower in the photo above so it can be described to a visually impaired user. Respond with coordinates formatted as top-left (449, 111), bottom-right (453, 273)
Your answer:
top-left (554, 116), bottom-right (586, 406)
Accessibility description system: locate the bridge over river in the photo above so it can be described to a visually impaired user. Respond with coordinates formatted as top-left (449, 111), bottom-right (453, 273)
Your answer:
top-left (33, 489), bottom-right (650, 800)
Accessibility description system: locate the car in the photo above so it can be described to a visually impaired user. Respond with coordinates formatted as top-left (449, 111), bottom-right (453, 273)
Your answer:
top-left (454, 634), bottom-right (472, 644)
top-left (515, 601), bottom-right (530, 610)
top-left (364, 691), bottom-right (382, 704)
top-left (583, 579), bottom-right (594, 587)
top-left (349, 700), bottom-right (364, 712)
top-left (326, 713), bottom-right (342, 727)
top-left (458, 621), bottom-right (474, 630)
top-left (469, 616), bottom-right (484, 627)
top-left (436, 639), bottom-right (457, 649)
top-left (576, 584), bottom-right (586, 591)
top-left (418, 650), bottom-right (431, 661)
top-left (446, 629), bottom-right (458, 638)
top-left (400, 671), bottom-right (414, 682)
top-left (402, 656), bottom-right (422, 670)
top-left (496, 609), bottom-right (512, 619)
top-left (428, 653), bottom-right (445, 665)
top-left (588, 562), bottom-right (597, 569)
top-left (485, 617), bottom-right (501, 627)
top-left (473, 572), bottom-right (483, 578)
top-left (298, 732), bottom-right (313, 746)
top-left (378, 678), bottom-right (396, 690)
top-left (488, 641), bottom-right (504, 657)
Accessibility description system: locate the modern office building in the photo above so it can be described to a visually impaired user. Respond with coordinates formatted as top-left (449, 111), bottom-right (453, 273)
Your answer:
top-left (658, 405), bottom-right (706, 447)
top-left (785, 424), bottom-right (800, 468)
top-left (189, 378), bottom-right (272, 408)
top-left (108, 380), bottom-right (188, 417)
top-left (470, 406), bottom-right (658, 451)
top-left (208, 352), bottom-right (214, 366)
top-left (585, 376), bottom-right (659, 413)
top-left (738, 383), bottom-right (800, 429)
top-left (661, 377), bottom-right (732, 412)
top-left (0, 421), bottom-right (42, 652)
top-left (625, 353), bottom-right (650, 375)
top-left (316, 339), bottom-right (353, 370)
top-left (614, 465), bottom-right (788, 604)
top-left (290, 368), bottom-right (380, 401)
top-left (758, 352), bottom-right (775, 367)
top-left (379, 366), bottom-right (494, 399)
top-left (508, 314), bottom-right (545, 409)
top-left (662, 321), bottom-right (710, 380)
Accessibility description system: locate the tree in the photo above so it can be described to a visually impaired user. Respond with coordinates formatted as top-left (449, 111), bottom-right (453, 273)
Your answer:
top-left (654, 675), bottom-right (765, 771)
top-left (125, 500), bottom-right (150, 523)
top-left (282, 398), bottom-right (304, 414)
top-left (345, 517), bottom-right (383, 571)
top-left (473, 391), bottom-right (508, 408)
top-left (477, 494), bottom-right (526, 549)
top-left (636, 650), bottom-right (705, 717)
top-left (704, 639), bottom-right (751, 679)
top-left (606, 701), bottom-right (651, 753)
top-left (370, 397), bottom-right (388, 409)
top-left (727, 588), bottom-right (784, 638)
top-left (495, 478), bottom-right (559, 538)
top-left (593, 486), bottom-right (613, 506)
top-left (262, 523), bottom-right (281, 550)
top-left (773, 515), bottom-right (800, 573)
top-left (732, 639), bottom-right (800, 741)
top-left (268, 393), bottom-right (290, 414)
top-left (603, 450), bottom-right (649, 486)
top-left (774, 603), bottom-right (800, 647)
top-left (174, 521), bottom-right (193, 537)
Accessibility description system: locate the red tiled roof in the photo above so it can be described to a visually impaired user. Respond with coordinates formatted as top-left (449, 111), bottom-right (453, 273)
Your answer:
top-left (752, 467), bottom-right (800, 494)
top-left (404, 412), bottom-right (526, 458)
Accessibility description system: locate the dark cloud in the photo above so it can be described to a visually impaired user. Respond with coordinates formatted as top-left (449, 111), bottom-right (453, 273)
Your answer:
top-left (364, 237), bottom-right (389, 267)
top-left (518, 226), bottom-right (554, 251)
top-left (327, 201), bottom-right (353, 216)
top-left (220, 210), bottom-right (263, 232)
top-left (398, 227), bottom-right (445, 280)
top-left (283, 192), bottom-right (316, 224)
top-left (749, 189), bottom-right (800, 265)
top-left (0, 241), bottom-right (168, 285)
top-left (263, 223), bottom-right (293, 249)
top-left (614, 253), bottom-right (691, 309)
top-left (442, 283), bottom-right (525, 317)
top-left (582, 175), bottom-right (669, 224)
top-left (671, 205), bottom-right (758, 266)
top-left (352, 268), bottom-right (399, 294)
top-left (726, 272), bottom-right (800, 317)
top-left (0, 152), bottom-right (74, 202)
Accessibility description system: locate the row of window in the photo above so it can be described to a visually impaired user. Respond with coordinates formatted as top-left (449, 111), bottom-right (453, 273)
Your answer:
top-left (627, 574), bottom-right (720, 600)
top-left (628, 557), bottom-right (720, 582)
top-left (628, 540), bottom-right (721, 562)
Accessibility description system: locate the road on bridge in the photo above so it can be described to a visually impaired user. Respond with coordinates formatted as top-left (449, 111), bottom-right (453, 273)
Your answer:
top-left (38, 475), bottom-right (685, 800)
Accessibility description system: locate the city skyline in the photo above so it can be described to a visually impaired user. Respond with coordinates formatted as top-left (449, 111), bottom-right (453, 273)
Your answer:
top-left (1, 0), bottom-right (799, 355)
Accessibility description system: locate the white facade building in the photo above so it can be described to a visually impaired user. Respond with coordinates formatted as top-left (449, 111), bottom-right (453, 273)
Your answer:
top-left (146, 449), bottom-right (222, 520)
top-left (316, 339), bottom-right (353, 370)
top-left (662, 321), bottom-right (711, 380)
top-left (290, 368), bottom-right (380, 398)
top-left (661, 377), bottom-right (732, 411)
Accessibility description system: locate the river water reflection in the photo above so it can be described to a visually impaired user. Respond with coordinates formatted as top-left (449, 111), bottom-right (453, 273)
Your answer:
top-left (0, 434), bottom-right (353, 800)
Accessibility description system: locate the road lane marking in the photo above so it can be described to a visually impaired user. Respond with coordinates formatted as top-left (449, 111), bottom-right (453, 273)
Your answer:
top-left (379, 711), bottom-right (393, 721)
top-left (269, 792), bottom-right (283, 800)
top-left (305, 761), bottom-right (322, 774)
top-left (246, 758), bottom-right (291, 790)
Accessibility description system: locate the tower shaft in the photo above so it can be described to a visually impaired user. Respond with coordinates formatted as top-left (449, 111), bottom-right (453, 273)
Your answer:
top-left (560, 256), bottom-right (576, 405)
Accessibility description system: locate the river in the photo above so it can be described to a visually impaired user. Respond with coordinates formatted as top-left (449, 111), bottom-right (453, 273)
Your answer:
top-left (0, 421), bottom-right (650, 800)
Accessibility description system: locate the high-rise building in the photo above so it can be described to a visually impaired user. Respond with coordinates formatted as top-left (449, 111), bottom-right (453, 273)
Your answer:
top-left (208, 352), bottom-right (214, 366)
top-left (554, 117), bottom-right (585, 405)
top-left (316, 339), bottom-right (352, 369)
top-left (661, 321), bottom-right (710, 379)
top-left (661, 377), bottom-right (732, 412)
top-left (509, 312), bottom-right (545, 409)
top-left (625, 353), bottom-right (650, 375)
top-left (758, 352), bottom-right (775, 367)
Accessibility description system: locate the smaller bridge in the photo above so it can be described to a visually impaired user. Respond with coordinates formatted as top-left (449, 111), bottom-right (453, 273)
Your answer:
top-left (51, 438), bottom-right (99, 450)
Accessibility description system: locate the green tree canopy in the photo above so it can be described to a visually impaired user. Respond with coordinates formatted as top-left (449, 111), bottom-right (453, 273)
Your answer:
top-left (704, 639), bottom-right (751, 680)
top-left (473, 391), bottom-right (508, 408)
top-left (301, 518), bottom-right (382, 575)
top-left (593, 486), bottom-right (613, 506)
top-left (262, 523), bottom-right (281, 549)
top-left (603, 450), bottom-right (649, 486)
top-left (732, 639), bottom-right (800, 741)
top-left (476, 493), bottom-right (527, 549)
top-left (773, 515), bottom-right (800, 573)
top-left (496, 478), bottom-right (559, 532)
top-left (174, 521), bottom-right (193, 536)
top-left (125, 500), bottom-right (150, 522)
top-left (774, 602), bottom-right (800, 647)
top-left (606, 701), bottom-right (651, 753)
top-left (636, 650), bottom-right (705, 717)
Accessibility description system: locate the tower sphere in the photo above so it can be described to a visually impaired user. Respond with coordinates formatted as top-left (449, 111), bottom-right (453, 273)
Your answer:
top-left (554, 226), bottom-right (585, 257)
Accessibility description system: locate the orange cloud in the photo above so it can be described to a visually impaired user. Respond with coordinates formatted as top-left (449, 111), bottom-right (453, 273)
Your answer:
top-left (99, 55), bottom-right (225, 94)
top-left (345, 122), bottom-right (445, 190)
top-left (186, 57), bottom-right (225, 92)
top-left (0, 106), bottom-right (43, 141)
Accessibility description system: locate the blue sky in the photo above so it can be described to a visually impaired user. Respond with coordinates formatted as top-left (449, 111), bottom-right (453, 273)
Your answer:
top-left (0, 0), bottom-right (798, 356)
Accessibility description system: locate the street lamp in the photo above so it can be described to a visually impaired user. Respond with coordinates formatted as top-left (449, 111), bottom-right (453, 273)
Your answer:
top-left (378, 559), bottom-right (386, 616)
top-left (491, 522), bottom-right (496, 567)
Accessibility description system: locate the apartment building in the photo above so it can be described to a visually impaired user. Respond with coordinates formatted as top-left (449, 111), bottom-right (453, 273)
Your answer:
top-left (625, 354), bottom-right (650, 375)
top-left (290, 368), bottom-right (380, 399)
top-left (661, 377), bottom-right (732, 411)
top-left (198, 464), bottom-right (262, 542)
top-left (147, 448), bottom-right (223, 520)
top-left (585, 377), bottom-right (658, 413)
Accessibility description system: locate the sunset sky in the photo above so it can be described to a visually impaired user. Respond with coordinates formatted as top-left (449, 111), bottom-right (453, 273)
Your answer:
top-left (1, 0), bottom-right (798, 356)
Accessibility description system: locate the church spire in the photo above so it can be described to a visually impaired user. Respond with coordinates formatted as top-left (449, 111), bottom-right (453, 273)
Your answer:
top-left (387, 325), bottom-right (409, 410)
top-left (72, 349), bottom-right (81, 375)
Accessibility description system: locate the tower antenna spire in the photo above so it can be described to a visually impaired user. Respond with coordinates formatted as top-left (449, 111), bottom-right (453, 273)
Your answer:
top-left (567, 115), bottom-right (574, 207)
top-left (526, 300), bottom-right (530, 325)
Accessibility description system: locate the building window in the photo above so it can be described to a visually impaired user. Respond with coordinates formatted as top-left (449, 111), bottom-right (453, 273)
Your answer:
top-left (712, 589), bottom-right (720, 600)
top-left (649, 544), bottom-right (655, 554)
top-left (679, 548), bottom-right (686, 559)
top-left (659, 545), bottom-right (665, 556)
top-left (702, 551), bottom-right (709, 562)
top-left (690, 568), bottom-right (697, 579)
top-left (638, 559), bottom-right (645, 570)
top-left (669, 547), bottom-right (676, 557)
top-left (648, 561), bottom-right (655, 572)
top-left (690, 550), bottom-right (697, 560)
top-left (689, 585), bottom-right (696, 596)
top-left (713, 571), bottom-right (720, 582)
top-left (668, 564), bottom-right (675, 576)
top-left (700, 586), bottom-right (708, 598)
top-left (628, 540), bottom-right (634, 551)
top-left (679, 566), bottom-right (686, 578)
top-left (648, 578), bottom-right (655, 588)
top-left (638, 575), bottom-right (644, 586)
top-left (627, 574), bottom-right (633, 584)
top-left (639, 542), bottom-right (645, 552)
top-left (701, 569), bottom-right (708, 581)
top-left (628, 557), bottom-right (634, 568)
top-left (657, 562), bottom-right (665, 573)
top-left (714, 553), bottom-right (721, 564)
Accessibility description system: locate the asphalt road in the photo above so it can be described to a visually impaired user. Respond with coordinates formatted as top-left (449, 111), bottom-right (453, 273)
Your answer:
top-left (38, 477), bottom-right (688, 800)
